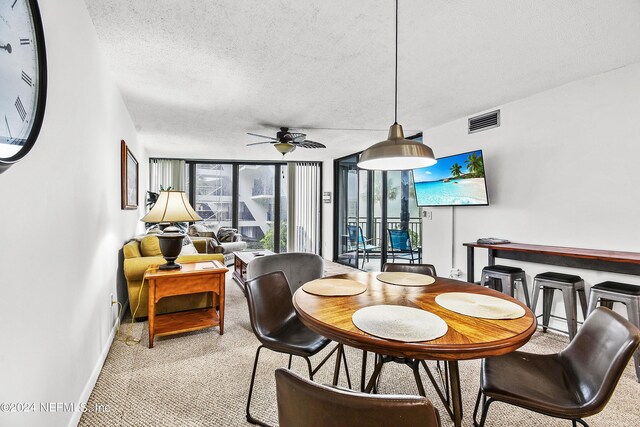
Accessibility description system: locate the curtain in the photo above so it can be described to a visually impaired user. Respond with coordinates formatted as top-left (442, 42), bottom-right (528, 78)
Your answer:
top-left (288, 162), bottom-right (321, 254)
top-left (149, 159), bottom-right (186, 193)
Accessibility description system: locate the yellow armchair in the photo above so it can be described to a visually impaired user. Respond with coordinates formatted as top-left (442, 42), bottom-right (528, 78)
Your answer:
top-left (123, 235), bottom-right (224, 320)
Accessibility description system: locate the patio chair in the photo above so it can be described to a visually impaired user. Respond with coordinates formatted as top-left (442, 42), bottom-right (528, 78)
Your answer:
top-left (387, 228), bottom-right (422, 264)
top-left (347, 225), bottom-right (378, 268)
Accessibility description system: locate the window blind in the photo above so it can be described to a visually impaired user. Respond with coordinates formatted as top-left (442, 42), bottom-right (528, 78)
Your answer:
top-left (288, 162), bottom-right (321, 254)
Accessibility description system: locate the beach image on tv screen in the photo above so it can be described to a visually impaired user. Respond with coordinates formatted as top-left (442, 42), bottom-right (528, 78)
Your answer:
top-left (412, 150), bottom-right (488, 206)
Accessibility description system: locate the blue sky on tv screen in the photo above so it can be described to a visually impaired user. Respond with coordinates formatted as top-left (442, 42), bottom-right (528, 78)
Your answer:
top-left (413, 150), bottom-right (484, 183)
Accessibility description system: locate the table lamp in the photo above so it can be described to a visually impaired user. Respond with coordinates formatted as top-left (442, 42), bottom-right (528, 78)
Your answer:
top-left (141, 190), bottom-right (202, 270)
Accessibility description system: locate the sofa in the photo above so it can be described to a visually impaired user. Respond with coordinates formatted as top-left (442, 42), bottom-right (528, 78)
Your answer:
top-left (188, 223), bottom-right (247, 265)
top-left (123, 234), bottom-right (224, 320)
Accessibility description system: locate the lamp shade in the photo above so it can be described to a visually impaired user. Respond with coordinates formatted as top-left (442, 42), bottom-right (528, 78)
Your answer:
top-left (274, 142), bottom-right (295, 154)
top-left (357, 123), bottom-right (437, 171)
top-left (140, 190), bottom-right (202, 223)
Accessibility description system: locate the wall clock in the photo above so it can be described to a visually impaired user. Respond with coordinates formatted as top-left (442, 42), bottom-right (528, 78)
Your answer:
top-left (0, 0), bottom-right (47, 174)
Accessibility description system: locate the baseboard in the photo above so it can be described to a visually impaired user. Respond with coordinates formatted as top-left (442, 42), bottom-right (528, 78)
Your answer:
top-left (67, 301), bottom-right (129, 427)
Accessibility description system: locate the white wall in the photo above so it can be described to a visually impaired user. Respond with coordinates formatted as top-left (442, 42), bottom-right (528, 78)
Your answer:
top-left (0, 1), bottom-right (143, 426)
top-left (422, 62), bottom-right (640, 319)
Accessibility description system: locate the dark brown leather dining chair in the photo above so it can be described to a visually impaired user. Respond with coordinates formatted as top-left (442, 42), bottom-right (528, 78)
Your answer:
top-left (474, 307), bottom-right (640, 427)
top-left (244, 271), bottom-right (345, 426)
top-left (382, 262), bottom-right (437, 277)
top-left (275, 368), bottom-right (442, 427)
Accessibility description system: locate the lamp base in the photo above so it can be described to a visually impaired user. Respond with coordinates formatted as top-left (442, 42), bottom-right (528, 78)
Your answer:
top-left (157, 232), bottom-right (185, 270)
top-left (159, 261), bottom-right (182, 271)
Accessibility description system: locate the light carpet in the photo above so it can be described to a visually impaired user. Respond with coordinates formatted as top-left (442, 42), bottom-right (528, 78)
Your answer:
top-left (80, 263), bottom-right (640, 426)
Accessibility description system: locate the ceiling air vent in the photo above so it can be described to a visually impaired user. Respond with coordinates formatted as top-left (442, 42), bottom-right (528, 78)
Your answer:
top-left (468, 110), bottom-right (500, 134)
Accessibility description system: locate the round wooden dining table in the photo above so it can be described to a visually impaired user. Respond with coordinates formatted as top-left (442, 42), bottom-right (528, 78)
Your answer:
top-left (293, 271), bottom-right (537, 427)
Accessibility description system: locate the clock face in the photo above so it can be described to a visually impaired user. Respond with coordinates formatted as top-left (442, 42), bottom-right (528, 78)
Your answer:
top-left (0, 0), bottom-right (46, 170)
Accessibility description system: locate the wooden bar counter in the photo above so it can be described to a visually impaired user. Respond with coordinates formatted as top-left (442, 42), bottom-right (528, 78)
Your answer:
top-left (464, 242), bottom-right (640, 283)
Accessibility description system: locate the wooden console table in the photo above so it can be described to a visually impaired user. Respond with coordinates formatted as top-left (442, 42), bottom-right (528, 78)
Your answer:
top-left (464, 242), bottom-right (640, 283)
top-left (145, 260), bottom-right (228, 348)
top-left (232, 250), bottom-right (275, 290)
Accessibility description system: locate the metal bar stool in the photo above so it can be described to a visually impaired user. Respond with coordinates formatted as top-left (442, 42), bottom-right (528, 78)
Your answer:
top-left (531, 272), bottom-right (587, 341)
top-left (480, 265), bottom-right (531, 307)
top-left (587, 280), bottom-right (640, 382)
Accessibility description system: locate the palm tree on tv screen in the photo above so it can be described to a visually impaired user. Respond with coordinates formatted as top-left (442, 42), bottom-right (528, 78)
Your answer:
top-left (465, 152), bottom-right (484, 176)
top-left (450, 163), bottom-right (462, 177)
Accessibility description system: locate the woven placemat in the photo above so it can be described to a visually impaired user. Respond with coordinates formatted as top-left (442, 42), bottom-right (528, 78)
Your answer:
top-left (352, 305), bottom-right (448, 342)
top-left (302, 278), bottom-right (367, 296)
top-left (435, 292), bottom-right (525, 319)
top-left (376, 272), bottom-right (436, 286)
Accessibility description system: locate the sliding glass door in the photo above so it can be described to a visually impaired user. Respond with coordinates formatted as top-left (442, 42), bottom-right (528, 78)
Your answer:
top-left (335, 155), bottom-right (359, 267)
top-left (237, 164), bottom-right (276, 250)
top-left (188, 162), bottom-right (287, 252)
top-left (386, 170), bottom-right (421, 248)
top-left (334, 155), bottom-right (422, 270)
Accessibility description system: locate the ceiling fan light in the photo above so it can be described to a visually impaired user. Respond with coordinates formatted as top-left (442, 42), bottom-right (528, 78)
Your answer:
top-left (357, 123), bottom-right (437, 171)
top-left (274, 142), bottom-right (295, 154)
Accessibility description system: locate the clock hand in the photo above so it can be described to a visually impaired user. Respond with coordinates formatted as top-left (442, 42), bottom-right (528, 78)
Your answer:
top-left (0, 43), bottom-right (12, 54)
top-left (4, 115), bottom-right (11, 139)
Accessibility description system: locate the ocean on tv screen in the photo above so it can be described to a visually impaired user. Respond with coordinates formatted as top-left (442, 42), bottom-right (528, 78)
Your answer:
top-left (415, 179), bottom-right (488, 205)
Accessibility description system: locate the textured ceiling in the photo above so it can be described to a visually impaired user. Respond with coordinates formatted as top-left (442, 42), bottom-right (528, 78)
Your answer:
top-left (84, 0), bottom-right (640, 160)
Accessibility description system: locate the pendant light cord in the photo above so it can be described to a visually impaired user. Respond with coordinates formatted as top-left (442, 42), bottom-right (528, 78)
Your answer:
top-left (394, 0), bottom-right (398, 124)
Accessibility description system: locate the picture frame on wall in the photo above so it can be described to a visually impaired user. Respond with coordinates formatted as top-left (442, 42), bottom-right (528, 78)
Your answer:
top-left (121, 140), bottom-right (138, 210)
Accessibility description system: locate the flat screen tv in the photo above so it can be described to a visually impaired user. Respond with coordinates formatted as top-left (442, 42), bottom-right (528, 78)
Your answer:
top-left (412, 149), bottom-right (489, 207)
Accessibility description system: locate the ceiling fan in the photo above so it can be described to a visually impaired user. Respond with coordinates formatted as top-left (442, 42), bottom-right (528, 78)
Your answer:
top-left (246, 127), bottom-right (326, 155)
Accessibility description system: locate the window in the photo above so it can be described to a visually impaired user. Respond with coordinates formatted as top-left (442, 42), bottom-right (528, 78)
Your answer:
top-left (186, 161), bottom-right (309, 254)
top-left (193, 164), bottom-right (233, 227)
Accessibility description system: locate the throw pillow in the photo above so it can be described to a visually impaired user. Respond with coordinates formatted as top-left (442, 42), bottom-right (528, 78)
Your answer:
top-left (140, 235), bottom-right (162, 257)
top-left (202, 222), bottom-right (220, 234)
top-left (217, 227), bottom-right (238, 243)
top-left (188, 224), bottom-right (208, 237)
top-left (209, 233), bottom-right (221, 246)
top-left (146, 225), bottom-right (162, 235)
top-left (189, 222), bottom-right (220, 240)
top-left (123, 241), bottom-right (142, 259)
top-left (180, 235), bottom-right (198, 255)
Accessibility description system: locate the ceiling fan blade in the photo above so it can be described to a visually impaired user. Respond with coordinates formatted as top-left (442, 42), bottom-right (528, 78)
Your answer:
top-left (290, 133), bottom-right (307, 142)
top-left (298, 140), bottom-right (326, 149)
top-left (246, 141), bottom-right (273, 146)
top-left (247, 132), bottom-right (279, 141)
top-left (258, 121), bottom-right (287, 128)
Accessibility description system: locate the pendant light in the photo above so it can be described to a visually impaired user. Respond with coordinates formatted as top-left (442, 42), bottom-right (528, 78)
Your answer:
top-left (357, 0), bottom-right (437, 171)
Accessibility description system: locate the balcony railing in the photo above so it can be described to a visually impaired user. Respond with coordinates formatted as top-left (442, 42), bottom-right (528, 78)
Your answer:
top-left (347, 216), bottom-right (422, 249)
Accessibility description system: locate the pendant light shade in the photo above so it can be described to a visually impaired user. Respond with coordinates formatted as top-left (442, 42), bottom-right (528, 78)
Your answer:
top-left (357, 123), bottom-right (436, 170)
top-left (357, 0), bottom-right (437, 171)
